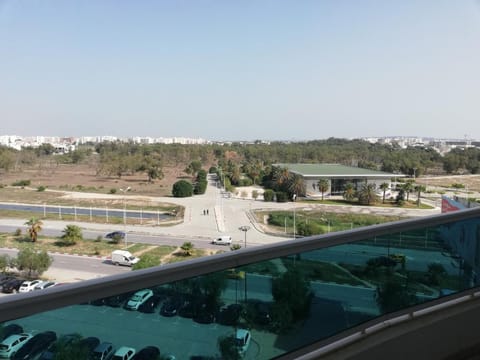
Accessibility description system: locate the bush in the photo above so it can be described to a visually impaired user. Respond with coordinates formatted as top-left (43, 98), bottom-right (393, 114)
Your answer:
top-left (172, 180), bottom-right (194, 197)
top-left (11, 179), bottom-right (31, 187)
top-left (238, 178), bottom-right (253, 186)
top-left (275, 191), bottom-right (288, 203)
top-left (451, 183), bottom-right (465, 189)
top-left (194, 179), bottom-right (207, 194)
top-left (209, 166), bottom-right (217, 174)
top-left (264, 189), bottom-right (275, 202)
top-left (109, 188), bottom-right (117, 194)
top-left (37, 186), bottom-right (46, 192)
top-left (14, 228), bottom-right (22, 237)
top-left (252, 190), bottom-right (259, 200)
top-left (197, 169), bottom-right (207, 181)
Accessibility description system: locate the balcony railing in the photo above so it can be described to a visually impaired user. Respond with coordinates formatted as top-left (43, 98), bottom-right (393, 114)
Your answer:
top-left (1, 208), bottom-right (480, 359)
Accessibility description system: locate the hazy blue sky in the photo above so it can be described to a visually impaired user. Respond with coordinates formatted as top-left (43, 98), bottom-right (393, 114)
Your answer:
top-left (1, 1), bottom-right (480, 141)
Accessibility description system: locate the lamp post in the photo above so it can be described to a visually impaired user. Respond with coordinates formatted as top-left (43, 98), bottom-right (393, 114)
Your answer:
top-left (239, 225), bottom-right (251, 303)
top-left (119, 187), bottom-right (131, 247)
top-left (292, 193), bottom-right (297, 239)
top-left (239, 225), bottom-right (251, 248)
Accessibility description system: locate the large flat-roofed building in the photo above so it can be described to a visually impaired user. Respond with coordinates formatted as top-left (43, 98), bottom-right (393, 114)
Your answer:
top-left (273, 163), bottom-right (405, 197)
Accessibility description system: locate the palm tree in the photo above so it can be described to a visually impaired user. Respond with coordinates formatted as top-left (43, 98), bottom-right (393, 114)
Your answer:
top-left (414, 184), bottom-right (426, 207)
top-left (288, 174), bottom-right (306, 198)
top-left (180, 242), bottom-right (194, 256)
top-left (61, 224), bottom-right (83, 245)
top-left (402, 181), bottom-right (414, 201)
top-left (358, 183), bottom-right (378, 205)
top-left (25, 217), bottom-right (43, 242)
top-left (379, 182), bottom-right (389, 204)
top-left (273, 166), bottom-right (291, 189)
top-left (343, 182), bottom-right (356, 202)
top-left (317, 179), bottom-right (329, 201)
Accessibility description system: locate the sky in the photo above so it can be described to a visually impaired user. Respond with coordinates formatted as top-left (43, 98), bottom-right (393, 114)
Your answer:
top-left (1, 1), bottom-right (480, 141)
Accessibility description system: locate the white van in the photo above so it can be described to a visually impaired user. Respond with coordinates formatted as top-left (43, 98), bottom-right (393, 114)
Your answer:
top-left (111, 250), bottom-right (140, 266)
top-left (212, 236), bottom-right (232, 245)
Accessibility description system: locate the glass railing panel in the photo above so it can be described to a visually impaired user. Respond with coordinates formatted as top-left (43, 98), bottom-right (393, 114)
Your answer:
top-left (0, 213), bottom-right (479, 359)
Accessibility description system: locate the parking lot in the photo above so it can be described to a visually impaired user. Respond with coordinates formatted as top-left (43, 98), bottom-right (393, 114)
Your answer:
top-left (6, 297), bottom-right (278, 359)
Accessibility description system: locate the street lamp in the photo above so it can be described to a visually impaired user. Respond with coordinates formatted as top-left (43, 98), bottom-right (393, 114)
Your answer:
top-left (292, 193), bottom-right (297, 239)
top-left (239, 225), bottom-right (251, 248)
top-left (119, 186), bottom-right (131, 247)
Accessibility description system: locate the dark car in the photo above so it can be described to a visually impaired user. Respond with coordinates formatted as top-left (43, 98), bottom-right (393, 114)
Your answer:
top-left (132, 345), bottom-right (160, 360)
top-left (160, 297), bottom-right (181, 317)
top-left (12, 331), bottom-right (57, 360)
top-left (217, 304), bottom-right (243, 326)
top-left (138, 295), bottom-right (162, 314)
top-left (78, 336), bottom-right (100, 356)
top-left (1, 324), bottom-right (23, 340)
top-left (178, 298), bottom-right (196, 318)
top-left (105, 231), bottom-right (126, 240)
top-left (193, 302), bottom-right (217, 324)
top-left (105, 293), bottom-right (132, 308)
top-left (38, 333), bottom-right (81, 360)
top-left (2, 279), bottom-right (25, 294)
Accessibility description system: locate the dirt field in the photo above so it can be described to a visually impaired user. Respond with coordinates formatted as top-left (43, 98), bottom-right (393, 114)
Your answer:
top-left (416, 175), bottom-right (480, 192)
top-left (0, 163), bottom-right (190, 197)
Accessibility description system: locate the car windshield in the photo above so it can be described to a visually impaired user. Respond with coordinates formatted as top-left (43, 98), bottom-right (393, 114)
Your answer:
top-left (131, 295), bottom-right (141, 301)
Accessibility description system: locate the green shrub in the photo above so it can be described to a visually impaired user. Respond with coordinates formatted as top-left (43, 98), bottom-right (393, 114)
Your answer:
top-left (197, 169), bottom-right (207, 181)
top-left (451, 183), bottom-right (465, 189)
top-left (109, 188), bottom-right (117, 194)
top-left (238, 178), bottom-right (253, 186)
top-left (37, 186), bottom-right (46, 192)
top-left (275, 191), bottom-right (288, 202)
top-left (172, 180), bottom-right (194, 197)
top-left (194, 179), bottom-right (207, 194)
top-left (264, 189), bottom-right (275, 202)
top-left (14, 228), bottom-right (22, 236)
top-left (11, 179), bottom-right (31, 187)
top-left (208, 166), bottom-right (217, 174)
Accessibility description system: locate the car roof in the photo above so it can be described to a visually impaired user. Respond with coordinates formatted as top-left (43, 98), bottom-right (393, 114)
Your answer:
top-left (2, 333), bottom-right (32, 344)
top-left (235, 329), bottom-right (250, 338)
top-left (115, 346), bottom-right (135, 355)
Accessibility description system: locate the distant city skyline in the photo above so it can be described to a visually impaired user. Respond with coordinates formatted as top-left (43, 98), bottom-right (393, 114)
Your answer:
top-left (1, 1), bottom-right (480, 140)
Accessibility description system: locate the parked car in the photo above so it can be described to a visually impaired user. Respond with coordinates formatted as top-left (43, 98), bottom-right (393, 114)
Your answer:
top-left (235, 329), bottom-right (251, 358)
top-left (19, 280), bottom-right (43, 293)
top-left (138, 295), bottom-right (162, 314)
top-left (112, 346), bottom-right (136, 360)
top-left (77, 336), bottom-right (100, 357)
top-left (104, 293), bottom-right (132, 308)
top-left (124, 289), bottom-right (153, 311)
top-left (37, 333), bottom-right (80, 360)
top-left (33, 281), bottom-right (57, 291)
top-left (105, 231), bottom-right (126, 240)
top-left (0, 333), bottom-right (32, 358)
top-left (218, 304), bottom-right (243, 326)
top-left (160, 297), bottom-right (181, 317)
top-left (132, 346), bottom-right (160, 360)
top-left (91, 342), bottom-right (115, 360)
top-left (0, 277), bottom-right (15, 291)
top-left (0, 324), bottom-right (23, 341)
top-left (2, 279), bottom-right (25, 294)
top-left (12, 331), bottom-right (57, 360)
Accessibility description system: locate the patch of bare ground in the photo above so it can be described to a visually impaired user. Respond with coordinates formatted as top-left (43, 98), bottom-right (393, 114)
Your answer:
top-left (416, 175), bottom-right (480, 192)
top-left (0, 162), bottom-right (198, 197)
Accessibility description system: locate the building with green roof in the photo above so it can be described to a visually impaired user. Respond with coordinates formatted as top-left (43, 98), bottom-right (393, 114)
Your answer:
top-left (273, 163), bottom-right (405, 198)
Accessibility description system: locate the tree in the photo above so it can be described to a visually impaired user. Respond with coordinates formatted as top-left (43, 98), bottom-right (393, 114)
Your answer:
top-left (14, 248), bottom-right (52, 277)
top-left (402, 181), bottom-right (414, 201)
top-left (379, 182), bottom-right (389, 204)
top-left (414, 184), bottom-right (426, 207)
top-left (25, 217), bottom-right (43, 242)
top-left (272, 268), bottom-right (311, 322)
top-left (343, 182), bottom-right (356, 202)
top-left (288, 173), bottom-right (306, 198)
top-left (61, 225), bottom-right (83, 245)
top-left (375, 277), bottom-right (417, 313)
top-left (180, 242), bottom-right (194, 256)
top-left (317, 179), bottom-right (329, 201)
top-left (357, 183), bottom-right (378, 205)
top-left (0, 254), bottom-right (11, 273)
top-left (218, 335), bottom-right (241, 360)
top-left (185, 160), bottom-right (202, 176)
top-left (172, 180), bottom-right (193, 197)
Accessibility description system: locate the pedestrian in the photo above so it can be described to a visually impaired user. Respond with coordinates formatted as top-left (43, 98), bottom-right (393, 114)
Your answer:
top-left (207, 209), bottom-right (209, 215)
top-left (203, 209), bottom-right (206, 215)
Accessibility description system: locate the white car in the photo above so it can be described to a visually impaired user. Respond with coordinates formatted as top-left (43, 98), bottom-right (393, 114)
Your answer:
top-left (124, 289), bottom-right (154, 310)
top-left (19, 280), bottom-right (43, 293)
top-left (0, 333), bottom-right (33, 358)
top-left (212, 236), bottom-right (232, 245)
top-left (235, 329), bottom-right (251, 358)
top-left (112, 346), bottom-right (136, 360)
top-left (33, 281), bottom-right (57, 291)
